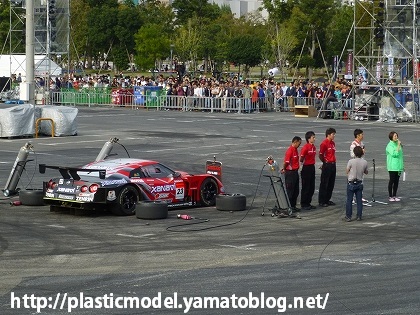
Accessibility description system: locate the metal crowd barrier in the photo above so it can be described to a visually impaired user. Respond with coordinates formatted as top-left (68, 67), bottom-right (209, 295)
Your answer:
top-left (48, 91), bottom-right (277, 113)
top-left (44, 90), bottom-right (420, 123)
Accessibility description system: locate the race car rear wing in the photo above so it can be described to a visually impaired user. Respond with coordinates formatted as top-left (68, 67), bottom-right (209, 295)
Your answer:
top-left (39, 164), bottom-right (106, 180)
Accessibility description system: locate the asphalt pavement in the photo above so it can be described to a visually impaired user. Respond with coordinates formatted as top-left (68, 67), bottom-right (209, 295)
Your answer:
top-left (0, 108), bottom-right (419, 314)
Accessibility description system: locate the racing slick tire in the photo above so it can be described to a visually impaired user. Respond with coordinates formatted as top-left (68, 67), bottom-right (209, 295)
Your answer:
top-left (216, 193), bottom-right (247, 211)
top-left (110, 185), bottom-right (139, 216)
top-left (200, 177), bottom-right (219, 206)
top-left (19, 189), bottom-right (45, 206)
top-left (136, 201), bottom-right (168, 220)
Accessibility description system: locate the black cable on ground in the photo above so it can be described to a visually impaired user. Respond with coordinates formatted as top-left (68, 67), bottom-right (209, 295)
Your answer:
top-left (166, 164), bottom-right (267, 232)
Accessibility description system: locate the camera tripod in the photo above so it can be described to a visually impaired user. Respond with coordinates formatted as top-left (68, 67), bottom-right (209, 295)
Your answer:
top-left (365, 158), bottom-right (388, 206)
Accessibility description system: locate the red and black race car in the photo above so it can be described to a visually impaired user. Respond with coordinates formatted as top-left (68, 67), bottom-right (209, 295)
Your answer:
top-left (39, 158), bottom-right (224, 215)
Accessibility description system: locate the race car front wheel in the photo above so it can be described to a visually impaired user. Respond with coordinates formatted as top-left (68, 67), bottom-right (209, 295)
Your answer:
top-left (200, 178), bottom-right (218, 206)
top-left (110, 186), bottom-right (139, 216)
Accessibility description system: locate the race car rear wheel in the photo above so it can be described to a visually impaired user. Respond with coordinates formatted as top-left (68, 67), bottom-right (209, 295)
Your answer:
top-left (136, 201), bottom-right (168, 220)
top-left (216, 193), bottom-right (247, 211)
top-left (110, 186), bottom-right (139, 216)
top-left (200, 178), bottom-right (218, 206)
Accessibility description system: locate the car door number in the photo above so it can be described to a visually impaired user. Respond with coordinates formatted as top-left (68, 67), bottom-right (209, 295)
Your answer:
top-left (176, 187), bottom-right (184, 199)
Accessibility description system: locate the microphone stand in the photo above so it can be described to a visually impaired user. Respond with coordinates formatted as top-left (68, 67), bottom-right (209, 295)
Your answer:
top-left (366, 158), bottom-right (388, 206)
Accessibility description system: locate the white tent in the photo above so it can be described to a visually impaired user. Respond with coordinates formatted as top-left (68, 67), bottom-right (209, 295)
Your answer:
top-left (0, 54), bottom-right (62, 79)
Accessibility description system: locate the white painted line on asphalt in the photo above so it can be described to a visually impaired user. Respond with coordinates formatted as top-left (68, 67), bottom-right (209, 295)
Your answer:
top-left (79, 114), bottom-right (129, 118)
top-left (136, 141), bottom-right (263, 153)
top-left (116, 233), bottom-right (155, 238)
top-left (231, 182), bottom-right (257, 186)
top-left (39, 139), bottom-right (109, 146)
top-left (363, 222), bottom-right (396, 228)
top-left (218, 244), bottom-right (257, 250)
top-left (46, 224), bottom-right (66, 228)
top-left (323, 258), bottom-right (381, 266)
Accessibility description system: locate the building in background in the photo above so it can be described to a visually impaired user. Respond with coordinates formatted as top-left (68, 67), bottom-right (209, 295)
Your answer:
top-left (124, 0), bottom-right (267, 18)
top-left (211, 0), bottom-right (267, 18)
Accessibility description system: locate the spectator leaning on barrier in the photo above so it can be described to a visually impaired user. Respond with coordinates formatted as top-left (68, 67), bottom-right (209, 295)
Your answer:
top-left (242, 81), bottom-right (252, 113)
top-left (286, 81), bottom-right (296, 112)
top-left (274, 82), bottom-right (283, 111)
top-left (257, 83), bottom-right (265, 111)
top-left (281, 82), bottom-right (289, 111)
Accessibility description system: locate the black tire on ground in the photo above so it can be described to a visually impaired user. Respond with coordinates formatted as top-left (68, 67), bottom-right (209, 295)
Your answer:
top-left (19, 189), bottom-right (45, 206)
top-left (216, 193), bottom-right (247, 211)
top-left (136, 201), bottom-right (168, 220)
top-left (110, 186), bottom-right (139, 216)
top-left (200, 177), bottom-right (219, 206)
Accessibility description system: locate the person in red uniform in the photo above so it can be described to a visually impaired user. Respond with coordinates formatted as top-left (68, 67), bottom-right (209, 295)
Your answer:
top-left (318, 128), bottom-right (337, 207)
top-left (300, 131), bottom-right (317, 210)
top-left (281, 136), bottom-right (302, 211)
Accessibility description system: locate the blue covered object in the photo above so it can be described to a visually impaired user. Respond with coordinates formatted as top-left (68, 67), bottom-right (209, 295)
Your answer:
top-left (5, 100), bottom-right (24, 104)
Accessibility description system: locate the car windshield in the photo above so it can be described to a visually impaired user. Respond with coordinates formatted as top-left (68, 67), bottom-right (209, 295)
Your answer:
top-left (136, 163), bottom-right (174, 178)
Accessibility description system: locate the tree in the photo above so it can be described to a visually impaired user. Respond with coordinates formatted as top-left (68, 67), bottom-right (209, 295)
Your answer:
top-left (227, 34), bottom-right (262, 77)
top-left (172, 0), bottom-right (221, 26)
top-left (70, 0), bottom-right (90, 68)
top-left (261, 0), bottom-right (293, 23)
top-left (85, 5), bottom-right (119, 68)
top-left (85, 0), bottom-right (118, 8)
top-left (200, 8), bottom-right (234, 74)
top-left (0, 1), bottom-right (25, 54)
top-left (287, 0), bottom-right (337, 78)
top-left (269, 22), bottom-right (298, 74)
top-left (134, 23), bottom-right (170, 76)
top-left (112, 3), bottom-right (142, 71)
top-left (138, 0), bottom-right (175, 33)
top-left (325, 4), bottom-right (354, 63)
top-left (174, 19), bottom-right (201, 76)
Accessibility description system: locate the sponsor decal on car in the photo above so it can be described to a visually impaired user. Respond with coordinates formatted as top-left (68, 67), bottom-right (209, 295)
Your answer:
top-left (76, 196), bottom-right (94, 202)
top-left (150, 184), bottom-right (176, 193)
top-left (45, 192), bottom-right (54, 198)
top-left (130, 178), bottom-right (145, 183)
top-left (155, 193), bottom-right (170, 199)
top-left (57, 187), bottom-right (76, 193)
top-left (100, 179), bottom-right (128, 186)
top-left (107, 190), bottom-right (116, 201)
top-left (58, 194), bottom-right (75, 200)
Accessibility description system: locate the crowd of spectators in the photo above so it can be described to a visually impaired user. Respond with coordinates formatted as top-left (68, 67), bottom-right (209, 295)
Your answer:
top-left (39, 72), bottom-right (361, 111)
top-left (25, 70), bottom-right (418, 115)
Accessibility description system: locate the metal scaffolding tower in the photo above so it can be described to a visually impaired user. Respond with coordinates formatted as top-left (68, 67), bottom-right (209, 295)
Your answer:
top-left (353, 0), bottom-right (420, 121)
top-left (3, 1), bottom-right (70, 79)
